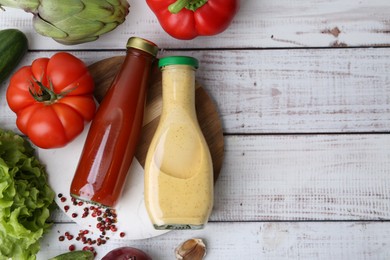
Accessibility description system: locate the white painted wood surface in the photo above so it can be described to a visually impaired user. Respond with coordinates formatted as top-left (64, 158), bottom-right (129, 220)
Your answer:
top-left (38, 222), bottom-right (390, 259)
top-left (1, 0), bottom-right (390, 259)
top-left (1, 48), bottom-right (389, 134)
top-left (1, 0), bottom-right (390, 49)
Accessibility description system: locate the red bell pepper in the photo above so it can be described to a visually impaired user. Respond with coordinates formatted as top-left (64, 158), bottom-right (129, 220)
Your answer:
top-left (146, 0), bottom-right (239, 40)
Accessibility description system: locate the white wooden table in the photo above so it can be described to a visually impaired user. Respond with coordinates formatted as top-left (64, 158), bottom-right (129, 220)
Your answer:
top-left (1, 0), bottom-right (390, 259)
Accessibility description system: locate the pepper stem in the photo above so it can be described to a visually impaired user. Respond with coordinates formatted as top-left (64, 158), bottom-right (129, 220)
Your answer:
top-left (168, 0), bottom-right (208, 14)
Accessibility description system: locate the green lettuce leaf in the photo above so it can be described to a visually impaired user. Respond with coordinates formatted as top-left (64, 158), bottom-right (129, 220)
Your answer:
top-left (0, 129), bottom-right (55, 260)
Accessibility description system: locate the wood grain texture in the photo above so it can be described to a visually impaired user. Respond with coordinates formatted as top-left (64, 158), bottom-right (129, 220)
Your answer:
top-left (1, 0), bottom-right (390, 50)
top-left (49, 134), bottom-right (390, 223)
top-left (213, 134), bottom-right (390, 221)
top-left (1, 48), bottom-right (389, 134)
top-left (193, 48), bottom-right (390, 134)
top-left (37, 221), bottom-right (390, 259)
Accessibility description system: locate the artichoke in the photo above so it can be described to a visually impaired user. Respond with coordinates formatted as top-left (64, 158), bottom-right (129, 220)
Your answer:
top-left (0, 0), bottom-right (130, 45)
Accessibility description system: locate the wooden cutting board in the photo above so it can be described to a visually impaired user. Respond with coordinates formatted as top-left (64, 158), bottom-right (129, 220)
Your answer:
top-left (88, 56), bottom-right (224, 182)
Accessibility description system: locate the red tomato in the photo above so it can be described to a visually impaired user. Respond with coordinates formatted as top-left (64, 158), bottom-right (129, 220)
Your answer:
top-left (6, 52), bottom-right (96, 149)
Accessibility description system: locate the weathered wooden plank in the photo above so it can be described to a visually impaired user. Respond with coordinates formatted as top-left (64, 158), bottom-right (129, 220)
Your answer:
top-left (49, 134), bottom-right (390, 223)
top-left (195, 48), bottom-right (390, 133)
top-left (1, 48), bottom-right (389, 133)
top-left (37, 221), bottom-right (390, 260)
top-left (213, 134), bottom-right (390, 221)
top-left (0, 0), bottom-right (389, 50)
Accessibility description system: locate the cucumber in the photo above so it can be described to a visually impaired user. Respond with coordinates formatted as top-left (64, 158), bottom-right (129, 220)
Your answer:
top-left (0, 28), bottom-right (28, 84)
top-left (49, 250), bottom-right (94, 260)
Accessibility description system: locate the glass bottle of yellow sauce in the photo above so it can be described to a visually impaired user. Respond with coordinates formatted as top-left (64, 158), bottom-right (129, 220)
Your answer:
top-left (144, 56), bottom-right (213, 230)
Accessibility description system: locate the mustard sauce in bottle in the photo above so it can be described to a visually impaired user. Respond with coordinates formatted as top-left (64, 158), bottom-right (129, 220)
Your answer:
top-left (144, 56), bottom-right (213, 229)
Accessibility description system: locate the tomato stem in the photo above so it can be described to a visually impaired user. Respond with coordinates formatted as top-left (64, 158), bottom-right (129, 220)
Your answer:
top-left (29, 78), bottom-right (57, 103)
top-left (168, 0), bottom-right (208, 14)
top-left (29, 77), bottom-right (77, 103)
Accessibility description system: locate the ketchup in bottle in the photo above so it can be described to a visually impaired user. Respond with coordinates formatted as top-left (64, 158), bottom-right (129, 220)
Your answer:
top-left (70, 37), bottom-right (158, 207)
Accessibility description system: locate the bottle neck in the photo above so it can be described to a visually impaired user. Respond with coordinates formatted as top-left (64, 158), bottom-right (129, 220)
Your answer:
top-left (161, 65), bottom-right (196, 110)
top-left (108, 48), bottom-right (155, 99)
top-left (124, 48), bottom-right (156, 68)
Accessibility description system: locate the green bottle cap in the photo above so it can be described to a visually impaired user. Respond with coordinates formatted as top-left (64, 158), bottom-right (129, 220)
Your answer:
top-left (158, 56), bottom-right (199, 69)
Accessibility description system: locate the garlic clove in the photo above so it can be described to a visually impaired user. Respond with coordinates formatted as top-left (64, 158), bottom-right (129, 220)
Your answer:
top-left (175, 238), bottom-right (207, 260)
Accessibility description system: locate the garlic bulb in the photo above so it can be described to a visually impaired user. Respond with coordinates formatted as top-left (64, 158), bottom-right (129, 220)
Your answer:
top-left (175, 238), bottom-right (207, 260)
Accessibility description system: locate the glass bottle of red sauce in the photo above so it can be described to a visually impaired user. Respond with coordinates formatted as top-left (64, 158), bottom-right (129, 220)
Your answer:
top-left (70, 37), bottom-right (159, 208)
